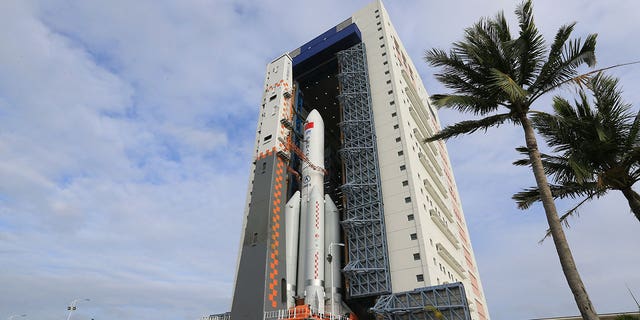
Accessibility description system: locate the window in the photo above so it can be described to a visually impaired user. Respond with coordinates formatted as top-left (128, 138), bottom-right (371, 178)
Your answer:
top-left (377, 27), bottom-right (382, 31)
top-left (386, 80), bottom-right (391, 84)
top-left (380, 44), bottom-right (385, 48)
top-left (385, 70), bottom-right (390, 74)
top-left (389, 100), bottom-right (395, 105)
top-left (395, 137), bottom-right (401, 142)
top-left (383, 61), bottom-right (388, 65)
top-left (397, 151), bottom-right (403, 156)
top-left (410, 233), bottom-right (418, 240)
top-left (404, 197), bottom-right (411, 203)
top-left (376, 22), bottom-right (381, 25)
top-left (416, 274), bottom-right (424, 282)
top-left (407, 214), bottom-right (414, 221)
top-left (393, 124), bottom-right (399, 129)
top-left (379, 36), bottom-right (383, 40)
top-left (413, 253), bottom-right (421, 260)
top-left (399, 164), bottom-right (406, 170)
top-left (391, 112), bottom-right (397, 117)
top-left (375, 9), bottom-right (379, 13)
top-left (263, 134), bottom-right (272, 142)
top-left (388, 90), bottom-right (393, 94)
top-left (402, 180), bottom-right (408, 186)
top-left (382, 52), bottom-right (387, 56)
top-left (375, 14), bottom-right (380, 18)
top-left (269, 94), bottom-right (277, 101)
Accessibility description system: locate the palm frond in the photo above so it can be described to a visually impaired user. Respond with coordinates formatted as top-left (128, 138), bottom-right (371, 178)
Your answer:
top-left (512, 182), bottom-right (599, 209)
top-left (425, 48), bottom-right (487, 89)
top-left (425, 47), bottom-right (506, 115)
top-left (623, 112), bottom-right (640, 163)
top-left (538, 61), bottom-right (640, 99)
top-left (514, 0), bottom-right (546, 86)
top-left (538, 191), bottom-right (601, 243)
top-left (532, 103), bottom-right (582, 154)
top-left (513, 146), bottom-right (579, 182)
top-left (429, 94), bottom-right (501, 115)
top-left (490, 69), bottom-right (530, 102)
top-left (538, 186), bottom-right (609, 243)
top-left (529, 33), bottom-right (597, 100)
top-left (491, 11), bottom-right (512, 44)
top-left (459, 17), bottom-right (515, 74)
top-left (532, 22), bottom-right (576, 90)
top-left (424, 113), bottom-right (514, 142)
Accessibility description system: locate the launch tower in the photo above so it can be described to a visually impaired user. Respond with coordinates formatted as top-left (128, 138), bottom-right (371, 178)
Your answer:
top-left (231, 2), bottom-right (490, 320)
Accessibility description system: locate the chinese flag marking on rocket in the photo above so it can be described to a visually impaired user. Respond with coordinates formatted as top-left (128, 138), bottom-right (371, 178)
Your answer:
top-left (305, 122), bottom-right (314, 130)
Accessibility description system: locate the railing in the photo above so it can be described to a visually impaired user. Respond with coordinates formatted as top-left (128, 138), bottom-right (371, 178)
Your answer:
top-left (430, 209), bottom-right (460, 248)
top-left (203, 313), bottom-right (231, 320)
top-left (263, 307), bottom-right (350, 320)
top-left (422, 177), bottom-right (454, 222)
top-left (436, 243), bottom-right (466, 278)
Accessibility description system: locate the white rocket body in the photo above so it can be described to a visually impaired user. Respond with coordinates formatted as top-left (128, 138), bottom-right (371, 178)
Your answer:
top-left (284, 109), bottom-right (342, 314)
top-left (301, 109), bottom-right (326, 312)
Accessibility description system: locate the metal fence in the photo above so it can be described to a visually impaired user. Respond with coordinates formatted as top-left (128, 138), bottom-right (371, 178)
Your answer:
top-left (263, 307), bottom-right (350, 320)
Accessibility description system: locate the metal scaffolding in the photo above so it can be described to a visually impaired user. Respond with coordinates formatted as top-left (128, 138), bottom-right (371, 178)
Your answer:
top-left (371, 283), bottom-right (471, 320)
top-left (337, 42), bottom-right (391, 298)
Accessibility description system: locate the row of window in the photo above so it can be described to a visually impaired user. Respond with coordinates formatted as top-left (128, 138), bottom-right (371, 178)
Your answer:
top-left (380, 13), bottom-right (437, 287)
top-left (414, 260), bottom-right (461, 284)
top-left (375, 8), bottom-right (465, 288)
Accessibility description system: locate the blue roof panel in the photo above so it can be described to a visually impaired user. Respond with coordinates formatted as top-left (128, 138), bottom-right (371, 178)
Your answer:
top-left (292, 23), bottom-right (361, 68)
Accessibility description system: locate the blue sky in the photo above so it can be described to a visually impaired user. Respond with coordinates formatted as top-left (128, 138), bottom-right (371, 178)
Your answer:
top-left (1, 1), bottom-right (639, 319)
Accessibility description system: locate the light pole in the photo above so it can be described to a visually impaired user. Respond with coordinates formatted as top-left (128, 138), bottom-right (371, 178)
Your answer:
top-left (8, 314), bottom-right (26, 320)
top-left (66, 298), bottom-right (90, 320)
top-left (327, 242), bottom-right (344, 320)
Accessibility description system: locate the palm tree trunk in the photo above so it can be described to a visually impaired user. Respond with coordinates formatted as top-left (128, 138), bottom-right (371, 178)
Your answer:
top-left (520, 114), bottom-right (599, 320)
top-left (620, 187), bottom-right (640, 222)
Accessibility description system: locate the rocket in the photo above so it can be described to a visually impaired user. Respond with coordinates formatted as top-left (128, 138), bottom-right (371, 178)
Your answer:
top-left (284, 109), bottom-right (342, 315)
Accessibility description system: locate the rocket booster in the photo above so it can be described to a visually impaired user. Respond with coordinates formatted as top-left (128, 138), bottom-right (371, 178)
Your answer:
top-left (285, 191), bottom-right (301, 308)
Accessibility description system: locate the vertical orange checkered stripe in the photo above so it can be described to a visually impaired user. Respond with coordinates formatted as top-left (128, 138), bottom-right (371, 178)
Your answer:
top-left (266, 82), bottom-right (294, 308)
top-left (267, 158), bottom-right (285, 308)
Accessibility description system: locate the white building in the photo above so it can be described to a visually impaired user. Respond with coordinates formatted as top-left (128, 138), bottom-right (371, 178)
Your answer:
top-left (231, 2), bottom-right (489, 320)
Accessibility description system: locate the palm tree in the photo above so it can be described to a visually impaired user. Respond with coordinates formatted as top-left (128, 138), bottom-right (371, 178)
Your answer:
top-left (513, 73), bottom-right (640, 224)
top-left (423, 1), bottom-right (599, 318)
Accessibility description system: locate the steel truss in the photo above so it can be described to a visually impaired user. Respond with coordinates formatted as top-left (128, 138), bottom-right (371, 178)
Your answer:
top-left (371, 283), bottom-right (471, 320)
top-left (337, 42), bottom-right (391, 298)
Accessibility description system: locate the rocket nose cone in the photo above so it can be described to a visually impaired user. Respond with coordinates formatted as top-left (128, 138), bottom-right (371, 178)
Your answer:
top-left (307, 109), bottom-right (324, 126)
